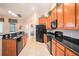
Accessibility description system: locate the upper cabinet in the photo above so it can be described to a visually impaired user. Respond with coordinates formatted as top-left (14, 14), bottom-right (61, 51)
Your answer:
top-left (39, 18), bottom-right (46, 25)
top-left (39, 3), bottom-right (79, 30)
top-left (64, 3), bottom-right (75, 28)
top-left (46, 16), bottom-right (52, 29)
top-left (57, 4), bottom-right (64, 28)
top-left (51, 8), bottom-right (57, 21)
top-left (76, 3), bottom-right (79, 29)
top-left (39, 16), bottom-right (51, 29)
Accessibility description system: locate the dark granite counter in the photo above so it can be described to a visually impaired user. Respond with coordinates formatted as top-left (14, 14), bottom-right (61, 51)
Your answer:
top-left (47, 32), bottom-right (79, 56)
top-left (54, 39), bottom-right (79, 55)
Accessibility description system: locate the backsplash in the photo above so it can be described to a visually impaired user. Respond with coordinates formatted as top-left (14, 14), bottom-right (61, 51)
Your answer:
top-left (52, 29), bottom-right (79, 39)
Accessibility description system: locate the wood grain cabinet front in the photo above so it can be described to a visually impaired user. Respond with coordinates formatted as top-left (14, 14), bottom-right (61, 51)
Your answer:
top-left (66, 48), bottom-right (77, 56)
top-left (57, 4), bottom-right (64, 28)
top-left (51, 8), bottom-right (57, 21)
top-left (64, 3), bottom-right (75, 28)
top-left (22, 35), bottom-right (27, 48)
top-left (44, 34), bottom-right (47, 44)
top-left (2, 39), bottom-right (17, 56)
top-left (76, 3), bottom-right (79, 29)
top-left (57, 42), bottom-right (65, 51)
top-left (56, 47), bottom-right (65, 56)
top-left (51, 40), bottom-right (57, 56)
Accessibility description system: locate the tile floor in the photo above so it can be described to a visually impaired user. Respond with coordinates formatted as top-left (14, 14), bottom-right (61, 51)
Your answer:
top-left (19, 36), bottom-right (51, 56)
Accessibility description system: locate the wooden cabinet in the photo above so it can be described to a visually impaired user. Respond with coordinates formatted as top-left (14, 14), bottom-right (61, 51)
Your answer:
top-left (39, 18), bottom-right (46, 25)
top-left (51, 39), bottom-right (77, 56)
top-left (64, 3), bottom-right (75, 28)
top-left (76, 3), bottom-right (79, 29)
top-left (44, 34), bottom-right (47, 44)
top-left (51, 8), bottom-right (57, 21)
top-left (66, 48), bottom-right (77, 56)
top-left (39, 17), bottom-right (51, 29)
top-left (2, 39), bottom-right (17, 56)
top-left (51, 40), bottom-right (57, 56)
top-left (57, 4), bottom-right (64, 28)
top-left (56, 47), bottom-right (65, 56)
top-left (57, 42), bottom-right (65, 51)
top-left (22, 34), bottom-right (27, 48)
top-left (56, 42), bottom-right (65, 56)
top-left (46, 16), bottom-right (52, 29)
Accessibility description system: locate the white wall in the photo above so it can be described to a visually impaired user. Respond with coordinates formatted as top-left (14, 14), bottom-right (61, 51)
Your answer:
top-left (0, 39), bottom-right (2, 56)
top-left (23, 13), bottom-right (38, 40)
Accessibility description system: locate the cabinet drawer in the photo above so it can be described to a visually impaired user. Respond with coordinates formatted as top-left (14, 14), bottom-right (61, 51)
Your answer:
top-left (57, 42), bottom-right (65, 51)
top-left (66, 48), bottom-right (77, 56)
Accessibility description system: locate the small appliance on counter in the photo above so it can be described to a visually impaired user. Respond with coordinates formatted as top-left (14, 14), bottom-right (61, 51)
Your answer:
top-left (55, 31), bottom-right (63, 42)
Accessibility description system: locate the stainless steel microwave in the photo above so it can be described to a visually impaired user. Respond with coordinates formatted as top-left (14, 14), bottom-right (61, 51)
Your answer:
top-left (51, 20), bottom-right (57, 29)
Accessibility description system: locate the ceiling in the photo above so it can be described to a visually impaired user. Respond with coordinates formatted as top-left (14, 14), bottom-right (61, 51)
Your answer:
top-left (0, 3), bottom-right (53, 20)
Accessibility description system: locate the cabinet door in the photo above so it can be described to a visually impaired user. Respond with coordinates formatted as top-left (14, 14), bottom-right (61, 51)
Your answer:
top-left (66, 48), bottom-right (77, 56)
top-left (46, 16), bottom-right (52, 29)
top-left (56, 47), bottom-right (65, 56)
top-left (51, 40), bottom-right (57, 56)
top-left (44, 34), bottom-right (47, 44)
top-left (57, 42), bottom-right (65, 51)
top-left (76, 3), bottom-right (79, 28)
top-left (39, 18), bottom-right (46, 25)
top-left (51, 8), bottom-right (57, 21)
top-left (51, 42), bottom-right (56, 56)
top-left (57, 4), bottom-right (64, 28)
top-left (64, 3), bottom-right (75, 28)
top-left (2, 40), bottom-right (16, 56)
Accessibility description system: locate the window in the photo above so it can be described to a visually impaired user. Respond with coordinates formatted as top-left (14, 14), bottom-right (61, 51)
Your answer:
top-left (9, 23), bottom-right (16, 32)
top-left (0, 22), bottom-right (3, 33)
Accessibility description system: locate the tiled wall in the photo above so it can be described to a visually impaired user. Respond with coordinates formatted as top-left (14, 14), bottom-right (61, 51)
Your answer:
top-left (53, 29), bottom-right (79, 39)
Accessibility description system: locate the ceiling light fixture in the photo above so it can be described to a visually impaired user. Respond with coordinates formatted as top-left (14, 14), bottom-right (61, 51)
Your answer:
top-left (8, 10), bottom-right (17, 17)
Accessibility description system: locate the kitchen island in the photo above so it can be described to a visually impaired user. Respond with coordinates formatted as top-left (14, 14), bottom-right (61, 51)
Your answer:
top-left (2, 32), bottom-right (27, 56)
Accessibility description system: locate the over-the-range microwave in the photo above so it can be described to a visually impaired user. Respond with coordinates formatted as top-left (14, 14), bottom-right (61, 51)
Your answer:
top-left (51, 20), bottom-right (57, 29)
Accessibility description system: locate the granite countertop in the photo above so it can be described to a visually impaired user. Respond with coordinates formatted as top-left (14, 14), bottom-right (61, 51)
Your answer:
top-left (46, 32), bottom-right (79, 55)
top-left (54, 39), bottom-right (79, 55)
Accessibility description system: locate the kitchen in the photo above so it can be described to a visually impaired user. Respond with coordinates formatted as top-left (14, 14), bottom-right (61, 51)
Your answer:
top-left (0, 3), bottom-right (79, 56)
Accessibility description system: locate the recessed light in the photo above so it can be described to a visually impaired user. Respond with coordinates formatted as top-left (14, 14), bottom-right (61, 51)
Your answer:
top-left (8, 10), bottom-right (17, 17)
top-left (8, 10), bottom-right (12, 14)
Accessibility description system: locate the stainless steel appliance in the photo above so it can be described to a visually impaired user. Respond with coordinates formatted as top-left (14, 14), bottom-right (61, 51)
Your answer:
top-left (51, 20), bottom-right (57, 29)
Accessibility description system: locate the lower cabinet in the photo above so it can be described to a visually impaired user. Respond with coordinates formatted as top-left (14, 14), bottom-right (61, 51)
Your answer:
top-left (44, 34), bottom-right (47, 44)
top-left (51, 41), bottom-right (56, 56)
top-left (2, 39), bottom-right (17, 56)
top-left (22, 35), bottom-right (27, 48)
top-left (51, 39), bottom-right (77, 56)
top-left (56, 47), bottom-right (65, 56)
top-left (66, 48), bottom-right (77, 56)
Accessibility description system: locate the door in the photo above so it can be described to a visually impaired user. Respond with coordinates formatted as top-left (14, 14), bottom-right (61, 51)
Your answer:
top-left (57, 4), bottom-right (64, 28)
top-left (64, 3), bottom-right (75, 28)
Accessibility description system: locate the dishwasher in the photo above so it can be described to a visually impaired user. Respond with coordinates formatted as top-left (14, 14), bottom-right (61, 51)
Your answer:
top-left (47, 33), bottom-right (53, 54)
